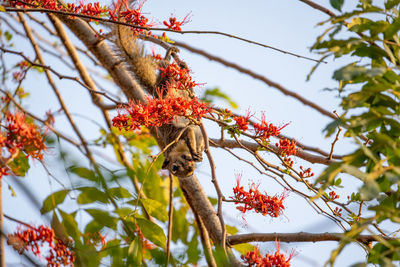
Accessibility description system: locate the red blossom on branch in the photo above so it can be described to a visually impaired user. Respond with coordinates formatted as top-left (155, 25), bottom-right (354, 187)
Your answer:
top-left (115, 0), bottom-right (156, 34)
top-left (231, 175), bottom-right (287, 218)
top-left (233, 111), bottom-right (253, 132)
top-left (299, 166), bottom-right (314, 178)
top-left (7, 225), bottom-right (75, 267)
top-left (0, 111), bottom-right (46, 178)
top-left (112, 94), bottom-right (210, 131)
top-left (2, 111), bottom-right (46, 160)
top-left (159, 62), bottom-right (199, 91)
top-left (253, 114), bottom-right (288, 141)
top-left (276, 138), bottom-right (296, 156)
top-left (333, 207), bottom-right (343, 217)
top-left (241, 244), bottom-right (294, 267)
top-left (328, 190), bottom-right (339, 201)
top-left (163, 13), bottom-right (190, 31)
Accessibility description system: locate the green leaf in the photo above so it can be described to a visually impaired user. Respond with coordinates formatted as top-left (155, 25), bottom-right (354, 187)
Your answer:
top-left (8, 152), bottom-right (29, 177)
top-left (107, 187), bottom-right (133, 199)
top-left (359, 180), bottom-right (380, 200)
top-left (127, 237), bottom-right (142, 266)
top-left (140, 198), bottom-right (168, 222)
top-left (4, 31), bottom-right (12, 41)
top-left (334, 178), bottom-right (342, 186)
top-left (233, 243), bottom-right (254, 255)
top-left (59, 210), bottom-right (80, 241)
top-left (85, 209), bottom-right (118, 230)
top-left (68, 166), bottom-right (98, 182)
top-left (135, 217), bottom-right (166, 249)
top-left (330, 0), bottom-right (344, 11)
top-left (77, 187), bottom-right (109, 204)
top-left (333, 64), bottom-right (385, 81)
top-left (172, 207), bottom-right (190, 243)
top-left (8, 185), bottom-right (16, 197)
top-left (349, 263), bottom-right (367, 267)
top-left (226, 225), bottom-right (239, 235)
top-left (187, 229), bottom-right (201, 264)
top-left (41, 190), bottom-right (69, 214)
top-left (385, 0), bottom-right (400, 9)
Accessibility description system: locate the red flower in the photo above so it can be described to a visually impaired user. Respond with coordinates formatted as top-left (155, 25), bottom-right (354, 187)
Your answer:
top-left (234, 112), bottom-right (252, 132)
top-left (231, 175), bottom-right (287, 218)
top-left (253, 114), bottom-right (288, 141)
top-left (112, 94), bottom-right (210, 131)
top-left (7, 225), bottom-right (75, 267)
top-left (163, 13), bottom-right (190, 31)
top-left (276, 139), bottom-right (296, 156)
top-left (159, 62), bottom-right (199, 91)
top-left (328, 190), bottom-right (339, 201)
top-left (2, 111), bottom-right (46, 160)
top-left (241, 244), bottom-right (294, 267)
top-left (299, 166), bottom-right (314, 178)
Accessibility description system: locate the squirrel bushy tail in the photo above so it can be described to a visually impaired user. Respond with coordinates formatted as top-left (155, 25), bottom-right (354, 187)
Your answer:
top-left (113, 24), bottom-right (158, 95)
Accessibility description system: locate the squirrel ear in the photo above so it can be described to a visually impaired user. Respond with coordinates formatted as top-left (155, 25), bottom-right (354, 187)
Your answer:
top-left (162, 158), bottom-right (170, 169)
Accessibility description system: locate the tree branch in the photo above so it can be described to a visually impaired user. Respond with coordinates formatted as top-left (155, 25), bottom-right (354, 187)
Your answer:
top-left (227, 232), bottom-right (397, 246)
top-left (210, 138), bottom-right (335, 165)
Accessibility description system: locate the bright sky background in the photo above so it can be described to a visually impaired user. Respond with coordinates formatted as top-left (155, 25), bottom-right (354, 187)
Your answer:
top-left (3, 0), bottom-right (380, 266)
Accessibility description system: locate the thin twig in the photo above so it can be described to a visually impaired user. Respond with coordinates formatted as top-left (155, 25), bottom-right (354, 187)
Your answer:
top-left (329, 111), bottom-right (342, 160)
top-left (0, 46), bottom-right (121, 106)
top-left (199, 123), bottom-right (227, 251)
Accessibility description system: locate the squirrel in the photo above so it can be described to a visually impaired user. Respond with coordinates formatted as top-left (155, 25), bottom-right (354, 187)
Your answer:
top-left (111, 22), bottom-right (204, 177)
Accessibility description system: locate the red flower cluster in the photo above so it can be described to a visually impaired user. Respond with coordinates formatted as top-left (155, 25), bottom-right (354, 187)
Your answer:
top-left (163, 14), bottom-right (190, 31)
top-left (115, 0), bottom-right (155, 34)
top-left (333, 207), bottom-right (342, 217)
top-left (241, 245), bottom-right (293, 267)
top-left (234, 115), bottom-right (250, 132)
top-left (112, 94), bottom-right (210, 131)
top-left (1, 111), bottom-right (46, 160)
top-left (299, 166), bottom-right (314, 178)
top-left (67, 2), bottom-right (108, 18)
top-left (7, 225), bottom-right (75, 267)
top-left (159, 62), bottom-right (199, 91)
top-left (328, 191), bottom-right (339, 201)
top-left (0, 111), bottom-right (46, 178)
top-left (276, 139), bottom-right (296, 156)
top-left (9, 0), bottom-right (150, 32)
top-left (253, 114), bottom-right (288, 141)
top-left (231, 176), bottom-right (286, 218)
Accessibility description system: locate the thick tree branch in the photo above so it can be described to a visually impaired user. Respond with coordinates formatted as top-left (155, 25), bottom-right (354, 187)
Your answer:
top-left (227, 232), bottom-right (397, 246)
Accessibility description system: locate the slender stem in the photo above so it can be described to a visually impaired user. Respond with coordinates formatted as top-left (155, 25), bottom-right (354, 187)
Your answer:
top-left (199, 123), bottom-right (226, 251)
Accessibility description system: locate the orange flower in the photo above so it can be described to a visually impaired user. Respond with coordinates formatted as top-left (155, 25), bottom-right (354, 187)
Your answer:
top-left (8, 225), bottom-right (75, 266)
top-left (241, 244), bottom-right (294, 267)
top-left (231, 175), bottom-right (287, 218)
